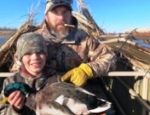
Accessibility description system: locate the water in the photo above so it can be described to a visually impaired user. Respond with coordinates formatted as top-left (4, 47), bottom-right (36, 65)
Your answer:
top-left (0, 37), bottom-right (8, 46)
top-left (133, 40), bottom-right (150, 48)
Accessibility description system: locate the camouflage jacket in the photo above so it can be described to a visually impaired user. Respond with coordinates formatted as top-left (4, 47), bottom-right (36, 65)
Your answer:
top-left (11, 22), bottom-right (116, 77)
top-left (35, 22), bottom-right (116, 77)
top-left (0, 67), bottom-right (58, 115)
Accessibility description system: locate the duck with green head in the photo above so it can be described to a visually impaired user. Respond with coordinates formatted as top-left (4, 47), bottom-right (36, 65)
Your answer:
top-left (2, 82), bottom-right (111, 115)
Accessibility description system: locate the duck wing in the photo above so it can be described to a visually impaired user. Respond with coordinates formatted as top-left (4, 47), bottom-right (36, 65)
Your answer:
top-left (36, 101), bottom-right (75, 115)
top-left (35, 82), bottom-right (111, 114)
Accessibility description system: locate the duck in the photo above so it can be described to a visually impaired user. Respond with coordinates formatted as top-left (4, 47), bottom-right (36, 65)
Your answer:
top-left (2, 82), bottom-right (111, 115)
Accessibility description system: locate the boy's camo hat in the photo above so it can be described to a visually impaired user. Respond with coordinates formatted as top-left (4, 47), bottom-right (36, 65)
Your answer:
top-left (16, 32), bottom-right (47, 61)
top-left (45, 0), bottom-right (73, 14)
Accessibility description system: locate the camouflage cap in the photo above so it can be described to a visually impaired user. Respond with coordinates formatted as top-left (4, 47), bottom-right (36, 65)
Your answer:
top-left (16, 32), bottom-right (47, 61)
top-left (45, 0), bottom-right (73, 14)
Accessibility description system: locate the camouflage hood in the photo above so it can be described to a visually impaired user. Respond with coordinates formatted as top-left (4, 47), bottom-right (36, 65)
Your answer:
top-left (16, 32), bottom-right (47, 61)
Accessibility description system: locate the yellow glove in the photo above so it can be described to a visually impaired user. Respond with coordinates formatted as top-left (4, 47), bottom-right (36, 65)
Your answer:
top-left (61, 63), bottom-right (93, 86)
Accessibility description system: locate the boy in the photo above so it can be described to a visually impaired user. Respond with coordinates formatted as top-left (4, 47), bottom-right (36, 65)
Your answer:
top-left (0, 32), bottom-right (59, 115)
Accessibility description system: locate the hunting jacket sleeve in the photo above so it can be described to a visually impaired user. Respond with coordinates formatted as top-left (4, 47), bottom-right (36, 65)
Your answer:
top-left (0, 76), bottom-right (36, 115)
top-left (76, 30), bottom-right (116, 77)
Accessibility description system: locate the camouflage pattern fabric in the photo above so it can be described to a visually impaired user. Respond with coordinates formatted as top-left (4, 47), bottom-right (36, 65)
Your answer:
top-left (45, 0), bottom-right (72, 14)
top-left (16, 32), bottom-right (47, 61)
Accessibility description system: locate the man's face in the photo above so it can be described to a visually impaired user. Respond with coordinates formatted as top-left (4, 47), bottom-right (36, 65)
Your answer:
top-left (45, 6), bottom-right (71, 37)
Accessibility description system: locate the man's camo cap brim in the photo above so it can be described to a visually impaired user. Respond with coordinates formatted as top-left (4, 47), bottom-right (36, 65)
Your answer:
top-left (16, 32), bottom-right (47, 61)
top-left (45, 0), bottom-right (73, 14)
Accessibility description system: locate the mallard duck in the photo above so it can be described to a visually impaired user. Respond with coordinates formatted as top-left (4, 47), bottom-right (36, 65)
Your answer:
top-left (3, 82), bottom-right (111, 115)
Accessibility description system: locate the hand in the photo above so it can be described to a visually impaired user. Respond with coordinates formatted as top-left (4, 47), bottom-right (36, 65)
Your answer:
top-left (61, 63), bottom-right (93, 86)
top-left (8, 91), bottom-right (26, 111)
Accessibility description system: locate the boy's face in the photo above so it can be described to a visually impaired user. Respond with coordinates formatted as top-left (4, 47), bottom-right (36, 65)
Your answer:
top-left (22, 52), bottom-right (46, 76)
top-left (45, 6), bottom-right (71, 37)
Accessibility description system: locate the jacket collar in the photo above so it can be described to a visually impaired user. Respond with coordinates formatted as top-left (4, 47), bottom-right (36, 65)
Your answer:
top-left (20, 66), bottom-right (48, 80)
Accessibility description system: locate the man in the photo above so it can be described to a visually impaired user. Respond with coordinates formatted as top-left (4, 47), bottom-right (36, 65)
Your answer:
top-left (11, 0), bottom-right (116, 87)
top-left (40, 0), bottom-right (116, 86)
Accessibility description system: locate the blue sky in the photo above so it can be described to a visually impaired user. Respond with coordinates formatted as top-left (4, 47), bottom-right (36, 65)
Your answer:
top-left (0, 0), bottom-right (150, 33)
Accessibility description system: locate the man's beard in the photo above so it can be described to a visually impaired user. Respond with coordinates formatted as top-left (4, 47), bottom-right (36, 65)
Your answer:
top-left (49, 21), bottom-right (69, 38)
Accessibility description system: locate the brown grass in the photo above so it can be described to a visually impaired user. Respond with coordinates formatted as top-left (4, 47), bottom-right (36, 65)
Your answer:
top-left (0, 30), bottom-right (16, 38)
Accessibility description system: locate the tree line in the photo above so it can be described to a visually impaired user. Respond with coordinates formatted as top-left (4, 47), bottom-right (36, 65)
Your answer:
top-left (0, 27), bottom-right (17, 31)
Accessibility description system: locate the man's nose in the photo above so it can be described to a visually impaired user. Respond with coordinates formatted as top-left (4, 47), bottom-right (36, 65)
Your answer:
top-left (57, 14), bottom-right (64, 21)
